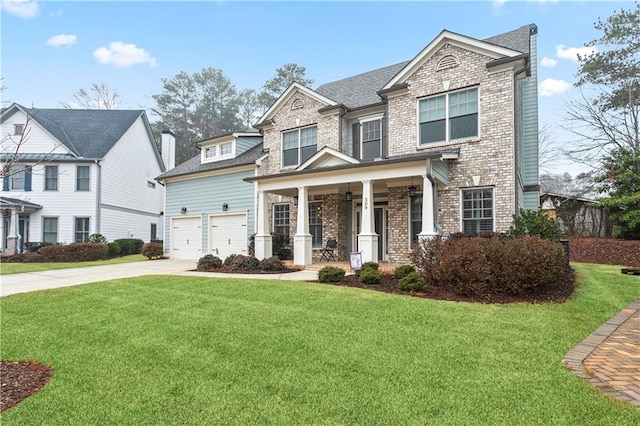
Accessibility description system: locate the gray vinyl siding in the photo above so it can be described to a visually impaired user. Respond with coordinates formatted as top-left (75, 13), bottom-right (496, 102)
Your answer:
top-left (521, 31), bottom-right (539, 210)
top-left (236, 136), bottom-right (261, 156)
top-left (163, 169), bottom-right (256, 255)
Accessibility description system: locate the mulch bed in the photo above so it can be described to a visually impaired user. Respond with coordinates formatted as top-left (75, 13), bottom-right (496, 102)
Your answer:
top-left (569, 238), bottom-right (640, 267)
top-left (1, 360), bottom-right (54, 413)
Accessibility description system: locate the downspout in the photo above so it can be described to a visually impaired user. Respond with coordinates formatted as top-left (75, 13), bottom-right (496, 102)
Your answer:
top-left (513, 57), bottom-right (529, 216)
top-left (95, 160), bottom-right (102, 234)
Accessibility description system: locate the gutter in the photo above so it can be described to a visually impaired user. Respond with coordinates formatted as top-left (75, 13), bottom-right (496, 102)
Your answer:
top-left (95, 160), bottom-right (102, 234)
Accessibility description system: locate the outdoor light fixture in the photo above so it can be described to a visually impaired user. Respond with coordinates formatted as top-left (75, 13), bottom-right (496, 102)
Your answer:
top-left (293, 196), bottom-right (298, 206)
top-left (222, 203), bottom-right (229, 211)
top-left (181, 207), bottom-right (187, 214)
top-left (346, 183), bottom-right (352, 202)
top-left (408, 177), bottom-right (417, 198)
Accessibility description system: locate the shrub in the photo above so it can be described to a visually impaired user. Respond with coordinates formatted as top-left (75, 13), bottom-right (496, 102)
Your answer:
top-left (141, 242), bottom-right (163, 259)
top-left (2, 252), bottom-right (45, 263)
top-left (114, 238), bottom-right (145, 255)
top-left (24, 242), bottom-right (54, 253)
top-left (394, 265), bottom-right (415, 279)
top-left (88, 233), bottom-right (108, 244)
top-left (318, 266), bottom-right (346, 283)
top-left (197, 254), bottom-right (222, 271)
top-left (398, 272), bottom-right (426, 292)
top-left (107, 242), bottom-right (121, 256)
top-left (411, 236), bottom-right (569, 297)
top-left (356, 261), bottom-right (379, 276)
top-left (40, 243), bottom-right (109, 262)
top-left (359, 268), bottom-right (382, 285)
top-left (508, 208), bottom-right (563, 240)
top-left (223, 254), bottom-right (239, 266)
top-left (229, 254), bottom-right (260, 271)
top-left (272, 233), bottom-right (292, 260)
top-left (259, 256), bottom-right (286, 271)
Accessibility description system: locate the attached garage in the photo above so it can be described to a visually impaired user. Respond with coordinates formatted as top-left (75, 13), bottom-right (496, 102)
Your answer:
top-left (171, 216), bottom-right (203, 259)
top-left (209, 213), bottom-right (248, 260)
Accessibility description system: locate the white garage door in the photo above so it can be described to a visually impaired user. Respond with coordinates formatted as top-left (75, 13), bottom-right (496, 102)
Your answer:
top-left (209, 213), bottom-right (247, 260)
top-left (171, 216), bottom-right (202, 259)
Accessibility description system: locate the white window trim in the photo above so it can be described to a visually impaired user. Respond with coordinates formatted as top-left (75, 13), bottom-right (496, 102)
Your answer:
top-left (459, 187), bottom-right (495, 234)
top-left (44, 165), bottom-right (58, 191)
top-left (74, 216), bottom-right (91, 243)
top-left (358, 114), bottom-right (384, 160)
top-left (281, 124), bottom-right (318, 169)
top-left (76, 165), bottom-right (91, 192)
top-left (416, 86), bottom-right (480, 148)
top-left (202, 140), bottom-right (236, 163)
top-left (42, 216), bottom-right (59, 244)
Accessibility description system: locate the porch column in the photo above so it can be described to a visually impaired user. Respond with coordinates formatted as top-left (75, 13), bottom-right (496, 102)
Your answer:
top-left (254, 189), bottom-right (272, 260)
top-left (357, 180), bottom-right (378, 262)
top-left (0, 212), bottom-right (4, 252)
top-left (293, 186), bottom-right (312, 266)
top-left (6, 207), bottom-right (19, 255)
top-left (418, 174), bottom-right (438, 243)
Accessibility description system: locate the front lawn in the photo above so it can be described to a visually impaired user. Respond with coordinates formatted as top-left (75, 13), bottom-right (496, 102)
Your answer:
top-left (0, 255), bottom-right (147, 275)
top-left (1, 263), bottom-right (638, 424)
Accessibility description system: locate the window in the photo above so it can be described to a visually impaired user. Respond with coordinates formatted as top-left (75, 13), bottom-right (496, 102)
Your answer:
top-left (204, 142), bottom-right (233, 161)
top-left (150, 223), bottom-right (157, 241)
top-left (282, 126), bottom-right (317, 167)
top-left (410, 195), bottom-right (423, 243)
top-left (273, 203), bottom-right (290, 236)
top-left (43, 217), bottom-right (58, 244)
top-left (308, 201), bottom-right (323, 248)
top-left (205, 147), bottom-right (217, 159)
top-left (45, 166), bottom-right (58, 191)
top-left (220, 142), bottom-right (233, 156)
top-left (74, 217), bottom-right (90, 243)
top-left (76, 166), bottom-right (90, 191)
top-left (361, 119), bottom-right (382, 160)
top-left (419, 87), bottom-right (478, 144)
top-left (462, 188), bottom-right (494, 235)
top-left (14, 124), bottom-right (24, 135)
top-left (5, 165), bottom-right (31, 191)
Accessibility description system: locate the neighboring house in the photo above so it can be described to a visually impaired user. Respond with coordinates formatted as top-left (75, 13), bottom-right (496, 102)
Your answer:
top-left (0, 104), bottom-right (165, 254)
top-left (541, 192), bottom-right (612, 237)
top-left (247, 24), bottom-right (540, 265)
top-left (155, 131), bottom-right (264, 259)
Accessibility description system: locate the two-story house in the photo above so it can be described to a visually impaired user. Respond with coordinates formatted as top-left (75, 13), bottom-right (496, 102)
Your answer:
top-left (248, 24), bottom-right (539, 266)
top-left (0, 104), bottom-right (165, 254)
top-left (156, 131), bottom-right (264, 259)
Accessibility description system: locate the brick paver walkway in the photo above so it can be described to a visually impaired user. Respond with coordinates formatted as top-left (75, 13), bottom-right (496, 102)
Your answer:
top-left (563, 298), bottom-right (640, 407)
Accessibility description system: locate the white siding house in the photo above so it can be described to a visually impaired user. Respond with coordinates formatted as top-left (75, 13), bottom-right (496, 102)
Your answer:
top-left (0, 104), bottom-right (165, 254)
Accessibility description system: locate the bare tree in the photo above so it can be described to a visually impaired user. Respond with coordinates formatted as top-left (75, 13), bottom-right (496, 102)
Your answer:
top-left (1, 108), bottom-right (36, 178)
top-left (538, 124), bottom-right (560, 173)
top-left (62, 82), bottom-right (121, 109)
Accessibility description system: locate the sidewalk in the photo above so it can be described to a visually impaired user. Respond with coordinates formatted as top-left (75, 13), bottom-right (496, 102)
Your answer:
top-left (0, 259), bottom-right (318, 297)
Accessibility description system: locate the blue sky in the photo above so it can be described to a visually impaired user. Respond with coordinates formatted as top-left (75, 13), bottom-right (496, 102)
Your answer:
top-left (1, 0), bottom-right (631, 173)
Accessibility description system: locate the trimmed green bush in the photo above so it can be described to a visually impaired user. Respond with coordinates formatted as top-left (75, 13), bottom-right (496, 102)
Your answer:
top-left (141, 242), bottom-right (163, 259)
top-left (88, 233), bottom-right (108, 244)
top-left (107, 242), bottom-right (121, 256)
top-left (397, 272), bottom-right (426, 292)
top-left (259, 256), bottom-right (286, 271)
top-left (114, 238), bottom-right (145, 255)
top-left (40, 243), bottom-right (109, 262)
top-left (318, 266), bottom-right (346, 283)
top-left (197, 255), bottom-right (222, 271)
top-left (508, 208), bottom-right (563, 240)
top-left (394, 265), bottom-right (415, 279)
top-left (359, 268), bottom-right (382, 285)
top-left (356, 261), bottom-right (379, 276)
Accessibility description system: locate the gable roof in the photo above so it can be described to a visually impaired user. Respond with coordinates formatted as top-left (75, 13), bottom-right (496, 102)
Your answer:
top-left (313, 24), bottom-right (534, 110)
top-left (156, 143), bottom-right (265, 181)
top-left (1, 103), bottom-right (150, 159)
top-left (255, 82), bottom-right (337, 127)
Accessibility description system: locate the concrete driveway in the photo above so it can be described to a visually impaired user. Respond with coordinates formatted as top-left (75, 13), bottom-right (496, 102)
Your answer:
top-left (1, 259), bottom-right (318, 297)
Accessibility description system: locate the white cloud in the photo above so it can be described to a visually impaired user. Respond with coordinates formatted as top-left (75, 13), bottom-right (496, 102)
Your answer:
top-left (93, 41), bottom-right (158, 68)
top-left (46, 34), bottom-right (77, 48)
top-left (539, 78), bottom-right (571, 97)
top-left (556, 44), bottom-right (598, 62)
top-left (541, 57), bottom-right (558, 68)
top-left (0, 0), bottom-right (39, 19)
top-left (492, 0), bottom-right (507, 9)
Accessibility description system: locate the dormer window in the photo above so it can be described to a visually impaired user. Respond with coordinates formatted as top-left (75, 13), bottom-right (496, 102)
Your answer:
top-left (203, 141), bottom-right (234, 163)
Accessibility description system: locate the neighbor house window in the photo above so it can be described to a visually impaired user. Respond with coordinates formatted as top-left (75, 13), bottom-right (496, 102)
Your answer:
top-left (308, 201), bottom-right (323, 248)
top-left (14, 124), bottom-right (24, 135)
top-left (45, 165), bottom-right (58, 191)
top-left (5, 165), bottom-right (31, 191)
top-left (419, 87), bottom-right (478, 144)
top-left (273, 203), bottom-right (290, 236)
top-left (361, 119), bottom-right (382, 160)
top-left (410, 195), bottom-right (423, 243)
top-left (462, 188), bottom-right (493, 235)
top-left (150, 223), bottom-right (157, 241)
top-left (76, 166), bottom-right (90, 191)
top-left (220, 142), bottom-right (233, 156)
top-left (74, 217), bottom-right (90, 243)
top-left (282, 125), bottom-right (317, 167)
top-left (43, 217), bottom-right (58, 244)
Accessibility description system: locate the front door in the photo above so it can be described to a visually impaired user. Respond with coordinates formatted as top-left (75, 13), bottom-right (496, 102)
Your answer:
top-left (354, 205), bottom-right (388, 261)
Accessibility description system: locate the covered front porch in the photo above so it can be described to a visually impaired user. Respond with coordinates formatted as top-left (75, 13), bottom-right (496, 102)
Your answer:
top-left (1, 196), bottom-right (43, 255)
top-left (248, 149), bottom-right (458, 266)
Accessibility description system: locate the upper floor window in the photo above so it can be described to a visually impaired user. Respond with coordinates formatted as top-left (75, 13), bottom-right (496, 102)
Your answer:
top-left (45, 165), bottom-right (58, 191)
top-left (282, 125), bottom-right (317, 167)
top-left (3, 165), bottom-right (31, 191)
top-left (361, 119), bottom-right (382, 160)
top-left (76, 166), bottom-right (90, 191)
top-left (462, 188), bottom-right (493, 235)
top-left (419, 87), bottom-right (478, 145)
top-left (204, 141), bottom-right (234, 162)
top-left (273, 203), bottom-right (290, 236)
top-left (14, 124), bottom-right (24, 136)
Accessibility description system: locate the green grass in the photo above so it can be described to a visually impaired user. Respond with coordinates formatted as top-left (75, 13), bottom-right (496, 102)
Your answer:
top-left (1, 263), bottom-right (639, 424)
top-left (0, 255), bottom-right (147, 275)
